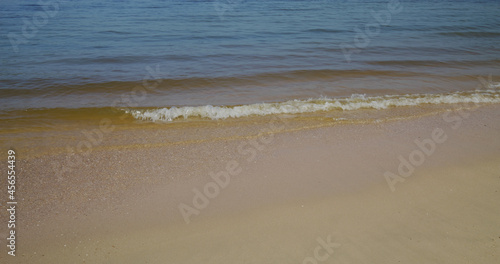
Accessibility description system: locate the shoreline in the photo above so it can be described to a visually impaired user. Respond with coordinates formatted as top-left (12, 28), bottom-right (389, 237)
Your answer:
top-left (1, 103), bottom-right (499, 263)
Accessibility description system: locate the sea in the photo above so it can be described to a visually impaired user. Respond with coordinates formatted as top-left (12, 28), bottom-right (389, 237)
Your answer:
top-left (1, 0), bottom-right (500, 123)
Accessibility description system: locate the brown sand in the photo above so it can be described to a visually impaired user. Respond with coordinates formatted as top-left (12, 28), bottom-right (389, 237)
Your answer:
top-left (0, 104), bottom-right (499, 263)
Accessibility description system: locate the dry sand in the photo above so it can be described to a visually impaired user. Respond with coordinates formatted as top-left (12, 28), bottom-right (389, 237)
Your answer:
top-left (1, 104), bottom-right (499, 263)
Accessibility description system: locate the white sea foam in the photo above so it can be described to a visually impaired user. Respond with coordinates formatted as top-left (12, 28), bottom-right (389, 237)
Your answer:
top-left (128, 90), bottom-right (500, 122)
top-left (489, 82), bottom-right (500, 88)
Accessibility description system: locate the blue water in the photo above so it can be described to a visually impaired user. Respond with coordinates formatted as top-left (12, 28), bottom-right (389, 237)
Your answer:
top-left (1, 0), bottom-right (500, 110)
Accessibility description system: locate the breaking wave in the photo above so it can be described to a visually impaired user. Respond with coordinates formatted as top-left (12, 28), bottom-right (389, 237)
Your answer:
top-left (128, 87), bottom-right (500, 122)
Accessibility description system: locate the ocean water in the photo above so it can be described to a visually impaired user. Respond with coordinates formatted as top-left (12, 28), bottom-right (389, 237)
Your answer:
top-left (1, 0), bottom-right (500, 122)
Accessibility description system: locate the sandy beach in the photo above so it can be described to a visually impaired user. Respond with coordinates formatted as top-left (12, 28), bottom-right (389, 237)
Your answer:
top-left (1, 103), bottom-right (499, 263)
top-left (3, 1), bottom-right (500, 263)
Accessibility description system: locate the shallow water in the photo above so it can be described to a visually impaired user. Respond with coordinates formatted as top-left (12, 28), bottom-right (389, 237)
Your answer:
top-left (1, 0), bottom-right (500, 121)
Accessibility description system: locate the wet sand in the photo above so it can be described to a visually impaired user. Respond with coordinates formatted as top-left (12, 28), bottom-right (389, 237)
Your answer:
top-left (1, 104), bottom-right (499, 263)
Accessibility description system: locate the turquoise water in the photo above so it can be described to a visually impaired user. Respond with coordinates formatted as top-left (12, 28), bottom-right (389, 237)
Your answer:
top-left (1, 0), bottom-right (500, 112)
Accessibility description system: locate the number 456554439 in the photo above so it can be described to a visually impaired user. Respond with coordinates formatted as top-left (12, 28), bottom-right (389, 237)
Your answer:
top-left (8, 150), bottom-right (16, 199)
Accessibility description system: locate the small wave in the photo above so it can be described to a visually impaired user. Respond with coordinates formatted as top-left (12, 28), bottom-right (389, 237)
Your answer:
top-left (128, 88), bottom-right (500, 122)
top-left (365, 59), bottom-right (500, 67)
top-left (438, 31), bottom-right (500, 38)
top-left (98, 30), bottom-right (131, 35)
top-left (365, 60), bottom-right (448, 67)
top-left (305, 28), bottom-right (345, 33)
top-left (1, 69), bottom-right (419, 98)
